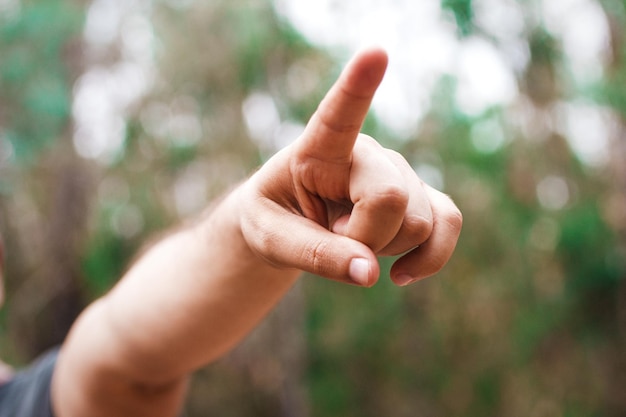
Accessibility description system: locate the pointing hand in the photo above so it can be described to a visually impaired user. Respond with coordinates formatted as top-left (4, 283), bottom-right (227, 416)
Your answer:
top-left (240, 48), bottom-right (462, 287)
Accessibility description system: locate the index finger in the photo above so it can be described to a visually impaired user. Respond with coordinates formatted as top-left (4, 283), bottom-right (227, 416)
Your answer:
top-left (298, 48), bottom-right (388, 162)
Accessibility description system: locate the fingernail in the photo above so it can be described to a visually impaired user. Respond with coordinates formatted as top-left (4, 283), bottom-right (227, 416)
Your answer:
top-left (395, 274), bottom-right (415, 287)
top-left (349, 258), bottom-right (370, 287)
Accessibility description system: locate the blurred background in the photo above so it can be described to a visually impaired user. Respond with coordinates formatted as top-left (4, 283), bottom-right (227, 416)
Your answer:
top-left (1, 0), bottom-right (625, 415)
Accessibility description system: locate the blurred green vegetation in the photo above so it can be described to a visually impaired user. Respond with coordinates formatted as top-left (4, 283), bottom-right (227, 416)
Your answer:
top-left (1, 0), bottom-right (625, 416)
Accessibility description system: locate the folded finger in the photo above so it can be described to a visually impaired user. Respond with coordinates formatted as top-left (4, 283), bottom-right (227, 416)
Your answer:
top-left (241, 188), bottom-right (380, 287)
top-left (342, 136), bottom-right (409, 252)
top-left (378, 149), bottom-right (433, 256)
top-left (389, 186), bottom-right (462, 285)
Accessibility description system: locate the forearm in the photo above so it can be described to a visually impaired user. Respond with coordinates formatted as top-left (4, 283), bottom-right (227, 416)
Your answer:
top-left (104, 186), bottom-right (298, 379)
top-left (50, 47), bottom-right (463, 417)
top-left (53, 185), bottom-right (299, 416)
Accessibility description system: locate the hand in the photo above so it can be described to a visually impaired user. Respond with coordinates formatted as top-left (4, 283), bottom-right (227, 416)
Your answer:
top-left (240, 48), bottom-right (462, 287)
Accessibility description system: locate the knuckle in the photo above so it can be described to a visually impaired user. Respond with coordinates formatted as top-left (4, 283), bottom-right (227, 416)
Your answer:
top-left (256, 229), bottom-right (278, 254)
top-left (249, 227), bottom-right (281, 265)
top-left (317, 109), bottom-right (361, 134)
top-left (384, 148), bottom-right (405, 163)
top-left (403, 214), bottom-right (434, 243)
top-left (443, 203), bottom-right (463, 233)
top-left (240, 209), bottom-right (282, 266)
top-left (368, 183), bottom-right (409, 212)
top-left (304, 238), bottom-right (333, 276)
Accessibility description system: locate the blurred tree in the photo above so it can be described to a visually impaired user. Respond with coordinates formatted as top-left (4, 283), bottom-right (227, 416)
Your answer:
top-left (442, 0), bottom-right (474, 36)
top-left (0, 0), bottom-right (90, 360)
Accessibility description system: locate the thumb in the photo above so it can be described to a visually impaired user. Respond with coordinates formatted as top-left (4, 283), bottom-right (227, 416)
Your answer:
top-left (241, 196), bottom-right (379, 287)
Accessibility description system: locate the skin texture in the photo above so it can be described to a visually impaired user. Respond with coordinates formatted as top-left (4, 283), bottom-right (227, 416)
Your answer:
top-left (45, 48), bottom-right (462, 416)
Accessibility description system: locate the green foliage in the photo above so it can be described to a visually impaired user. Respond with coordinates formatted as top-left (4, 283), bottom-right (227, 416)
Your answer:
top-left (2, 0), bottom-right (625, 415)
top-left (81, 231), bottom-right (129, 296)
top-left (0, 1), bottom-right (83, 161)
top-left (441, 0), bottom-right (473, 36)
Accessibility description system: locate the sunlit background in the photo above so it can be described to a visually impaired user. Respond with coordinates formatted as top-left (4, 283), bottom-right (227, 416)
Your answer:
top-left (1, 0), bottom-right (625, 416)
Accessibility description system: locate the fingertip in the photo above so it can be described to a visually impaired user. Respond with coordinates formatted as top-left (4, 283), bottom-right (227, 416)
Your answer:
top-left (330, 214), bottom-right (349, 235)
top-left (349, 258), bottom-right (370, 286)
top-left (390, 247), bottom-right (450, 285)
top-left (348, 256), bottom-right (380, 287)
top-left (392, 273), bottom-right (418, 287)
top-left (368, 47), bottom-right (389, 70)
top-left (346, 47), bottom-right (388, 89)
top-left (353, 45), bottom-right (388, 63)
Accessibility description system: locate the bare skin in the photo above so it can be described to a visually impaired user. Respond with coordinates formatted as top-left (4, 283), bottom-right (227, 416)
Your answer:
top-left (5, 48), bottom-right (462, 417)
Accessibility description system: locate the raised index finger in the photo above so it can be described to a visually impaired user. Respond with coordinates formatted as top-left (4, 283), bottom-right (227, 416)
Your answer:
top-left (298, 48), bottom-right (388, 162)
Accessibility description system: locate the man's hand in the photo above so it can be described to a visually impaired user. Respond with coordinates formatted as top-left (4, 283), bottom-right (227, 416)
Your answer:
top-left (240, 48), bottom-right (462, 287)
top-left (52, 48), bottom-right (462, 417)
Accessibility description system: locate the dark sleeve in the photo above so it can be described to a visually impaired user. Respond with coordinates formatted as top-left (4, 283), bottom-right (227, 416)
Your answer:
top-left (0, 348), bottom-right (59, 417)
